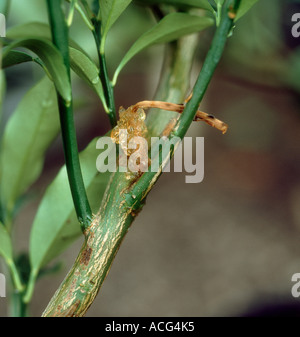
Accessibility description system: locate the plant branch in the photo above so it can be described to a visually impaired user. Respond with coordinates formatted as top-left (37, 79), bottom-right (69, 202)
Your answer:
top-left (42, 33), bottom-right (199, 317)
top-left (42, 0), bottom-right (240, 316)
top-left (131, 0), bottom-right (239, 199)
top-left (10, 291), bottom-right (28, 317)
top-left (173, 0), bottom-right (239, 139)
top-left (42, 171), bottom-right (135, 316)
top-left (92, 17), bottom-right (117, 127)
top-left (65, 0), bottom-right (94, 30)
top-left (46, 0), bottom-right (92, 230)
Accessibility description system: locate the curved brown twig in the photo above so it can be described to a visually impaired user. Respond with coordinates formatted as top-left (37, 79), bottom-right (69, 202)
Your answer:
top-left (133, 100), bottom-right (228, 134)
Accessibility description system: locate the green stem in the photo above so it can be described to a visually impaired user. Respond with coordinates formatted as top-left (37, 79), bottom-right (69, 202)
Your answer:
top-left (173, 0), bottom-right (237, 139)
top-left (92, 18), bottom-right (117, 127)
top-left (80, 0), bottom-right (94, 19)
top-left (10, 291), bottom-right (28, 317)
top-left (215, 0), bottom-right (224, 26)
top-left (131, 0), bottom-right (238, 198)
top-left (4, 260), bottom-right (27, 317)
top-left (91, 0), bottom-right (100, 17)
top-left (42, 34), bottom-right (198, 317)
top-left (42, 0), bottom-right (240, 317)
top-left (42, 171), bottom-right (135, 317)
top-left (65, 0), bottom-right (94, 30)
top-left (67, 0), bottom-right (75, 26)
top-left (7, 259), bottom-right (24, 293)
top-left (47, 0), bottom-right (92, 230)
top-left (22, 268), bottom-right (37, 304)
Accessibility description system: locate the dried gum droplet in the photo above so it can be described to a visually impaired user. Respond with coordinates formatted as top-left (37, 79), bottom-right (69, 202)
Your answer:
top-left (111, 106), bottom-right (148, 157)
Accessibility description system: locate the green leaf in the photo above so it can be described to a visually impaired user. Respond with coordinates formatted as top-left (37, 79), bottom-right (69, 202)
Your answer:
top-left (2, 38), bottom-right (71, 103)
top-left (99, 0), bottom-right (133, 52)
top-left (113, 13), bottom-right (214, 84)
top-left (6, 21), bottom-right (85, 52)
top-left (0, 77), bottom-right (60, 218)
top-left (0, 223), bottom-right (13, 263)
top-left (1, 50), bottom-right (35, 68)
top-left (7, 22), bottom-right (52, 40)
top-left (2, 47), bottom-right (105, 105)
top-left (29, 137), bottom-right (111, 273)
top-left (69, 47), bottom-right (106, 105)
top-left (235, 0), bottom-right (259, 21)
top-left (138, 0), bottom-right (214, 11)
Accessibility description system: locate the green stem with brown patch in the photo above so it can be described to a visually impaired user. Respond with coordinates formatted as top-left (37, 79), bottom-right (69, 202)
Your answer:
top-left (42, 171), bottom-right (135, 316)
top-left (42, 33), bottom-right (199, 317)
top-left (42, 0), bottom-right (240, 317)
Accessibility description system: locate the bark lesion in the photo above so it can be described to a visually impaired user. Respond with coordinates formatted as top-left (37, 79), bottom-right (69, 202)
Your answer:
top-left (80, 247), bottom-right (93, 266)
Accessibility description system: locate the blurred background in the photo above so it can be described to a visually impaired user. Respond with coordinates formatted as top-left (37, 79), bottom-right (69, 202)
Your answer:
top-left (1, 0), bottom-right (300, 317)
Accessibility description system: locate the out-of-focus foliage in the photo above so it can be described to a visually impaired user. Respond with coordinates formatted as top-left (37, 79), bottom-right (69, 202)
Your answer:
top-left (224, 0), bottom-right (300, 91)
top-left (29, 138), bottom-right (111, 273)
top-left (113, 13), bottom-right (214, 83)
top-left (0, 77), bottom-right (59, 220)
top-left (135, 0), bottom-right (214, 11)
top-left (3, 0), bottom-right (300, 318)
top-left (208, 0), bottom-right (300, 156)
top-left (235, 0), bottom-right (259, 21)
